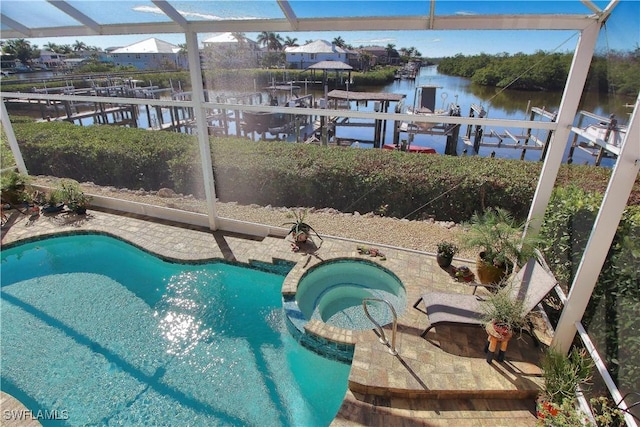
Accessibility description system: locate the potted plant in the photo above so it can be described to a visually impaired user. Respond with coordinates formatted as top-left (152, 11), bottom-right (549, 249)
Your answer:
top-left (452, 265), bottom-right (475, 282)
top-left (481, 283), bottom-right (528, 339)
top-left (537, 347), bottom-right (594, 425)
top-left (282, 209), bottom-right (322, 244)
top-left (462, 208), bottom-right (540, 285)
top-left (0, 170), bottom-right (31, 206)
top-left (57, 179), bottom-right (92, 215)
top-left (436, 241), bottom-right (458, 268)
top-left (41, 188), bottom-right (65, 213)
top-left (480, 283), bottom-right (529, 362)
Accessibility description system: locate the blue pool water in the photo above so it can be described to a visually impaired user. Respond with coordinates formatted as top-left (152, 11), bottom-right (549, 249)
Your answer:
top-left (1, 234), bottom-right (350, 426)
top-left (296, 259), bottom-right (406, 330)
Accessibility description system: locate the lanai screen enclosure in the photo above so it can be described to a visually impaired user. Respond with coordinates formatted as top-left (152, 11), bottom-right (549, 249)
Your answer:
top-left (1, 0), bottom-right (639, 422)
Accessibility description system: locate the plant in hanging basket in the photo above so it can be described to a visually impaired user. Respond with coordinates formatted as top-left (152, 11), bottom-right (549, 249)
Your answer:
top-left (282, 209), bottom-right (322, 244)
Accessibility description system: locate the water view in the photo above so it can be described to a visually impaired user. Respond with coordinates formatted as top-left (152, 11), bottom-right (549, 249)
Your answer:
top-left (8, 65), bottom-right (630, 167)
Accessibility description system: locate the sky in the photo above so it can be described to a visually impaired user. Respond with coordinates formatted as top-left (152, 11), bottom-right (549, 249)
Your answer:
top-left (2, 0), bottom-right (638, 57)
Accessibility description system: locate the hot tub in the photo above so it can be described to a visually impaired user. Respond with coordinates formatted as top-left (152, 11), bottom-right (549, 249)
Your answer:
top-left (295, 259), bottom-right (406, 330)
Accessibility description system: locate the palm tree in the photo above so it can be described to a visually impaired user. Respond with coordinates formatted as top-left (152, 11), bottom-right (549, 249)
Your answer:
top-left (305, 39), bottom-right (314, 45)
top-left (359, 52), bottom-right (372, 72)
top-left (332, 36), bottom-right (346, 48)
top-left (385, 43), bottom-right (396, 63)
top-left (283, 36), bottom-right (298, 47)
top-left (257, 32), bottom-right (283, 51)
top-left (2, 39), bottom-right (39, 65)
top-left (73, 40), bottom-right (87, 52)
top-left (231, 32), bottom-right (246, 48)
top-left (44, 42), bottom-right (59, 52)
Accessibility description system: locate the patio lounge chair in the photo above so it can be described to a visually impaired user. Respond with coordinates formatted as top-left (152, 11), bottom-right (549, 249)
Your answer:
top-left (413, 258), bottom-right (558, 343)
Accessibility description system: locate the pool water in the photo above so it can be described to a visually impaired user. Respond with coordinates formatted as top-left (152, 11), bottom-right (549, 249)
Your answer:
top-left (296, 259), bottom-right (406, 330)
top-left (1, 235), bottom-right (350, 426)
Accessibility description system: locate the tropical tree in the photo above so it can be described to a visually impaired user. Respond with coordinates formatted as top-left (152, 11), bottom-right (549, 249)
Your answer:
top-left (261, 51), bottom-right (286, 68)
top-left (231, 32), bottom-right (246, 48)
top-left (44, 42), bottom-right (59, 52)
top-left (257, 31), bottom-right (283, 51)
top-left (2, 39), bottom-right (39, 65)
top-left (305, 39), bottom-right (314, 45)
top-left (73, 40), bottom-right (87, 52)
top-left (385, 43), bottom-right (397, 63)
top-left (332, 36), bottom-right (346, 48)
top-left (58, 44), bottom-right (73, 54)
top-left (359, 51), bottom-right (372, 72)
top-left (283, 36), bottom-right (298, 47)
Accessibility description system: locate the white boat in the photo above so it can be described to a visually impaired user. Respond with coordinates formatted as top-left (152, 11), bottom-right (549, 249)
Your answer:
top-left (572, 117), bottom-right (627, 158)
top-left (405, 85), bottom-right (460, 130)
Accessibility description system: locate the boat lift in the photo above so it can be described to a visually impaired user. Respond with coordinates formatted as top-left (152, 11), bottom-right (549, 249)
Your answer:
top-left (568, 110), bottom-right (627, 166)
top-left (462, 105), bottom-right (557, 160)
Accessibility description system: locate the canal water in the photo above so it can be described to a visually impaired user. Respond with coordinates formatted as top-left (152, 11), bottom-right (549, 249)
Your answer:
top-left (9, 66), bottom-right (631, 167)
top-left (346, 65), bottom-right (630, 167)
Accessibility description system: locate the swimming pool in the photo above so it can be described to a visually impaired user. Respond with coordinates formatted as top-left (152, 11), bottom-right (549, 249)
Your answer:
top-left (0, 234), bottom-right (350, 426)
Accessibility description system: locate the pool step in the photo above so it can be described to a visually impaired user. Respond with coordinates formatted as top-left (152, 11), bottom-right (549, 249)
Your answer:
top-left (332, 390), bottom-right (537, 426)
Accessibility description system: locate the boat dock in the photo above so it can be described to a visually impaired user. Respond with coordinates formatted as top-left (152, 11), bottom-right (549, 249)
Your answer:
top-left (460, 106), bottom-right (557, 160)
top-left (323, 90), bottom-right (406, 147)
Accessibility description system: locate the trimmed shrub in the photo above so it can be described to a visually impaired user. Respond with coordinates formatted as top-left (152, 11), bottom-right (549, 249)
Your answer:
top-left (11, 120), bottom-right (638, 222)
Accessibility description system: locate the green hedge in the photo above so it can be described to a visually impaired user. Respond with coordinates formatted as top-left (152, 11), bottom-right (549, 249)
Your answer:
top-left (14, 120), bottom-right (198, 192)
top-left (540, 186), bottom-right (640, 397)
top-left (11, 119), bottom-right (637, 222)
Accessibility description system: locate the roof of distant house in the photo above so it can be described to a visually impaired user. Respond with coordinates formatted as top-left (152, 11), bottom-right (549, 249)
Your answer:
top-left (203, 32), bottom-right (242, 43)
top-left (285, 40), bottom-right (349, 54)
top-left (111, 38), bottom-right (180, 54)
top-left (360, 46), bottom-right (388, 53)
top-left (307, 60), bottom-right (353, 71)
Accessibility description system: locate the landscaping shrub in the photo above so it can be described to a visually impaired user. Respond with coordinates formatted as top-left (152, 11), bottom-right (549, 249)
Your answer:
top-left (14, 120), bottom-right (198, 193)
top-left (11, 119), bottom-right (637, 223)
top-left (540, 186), bottom-right (640, 403)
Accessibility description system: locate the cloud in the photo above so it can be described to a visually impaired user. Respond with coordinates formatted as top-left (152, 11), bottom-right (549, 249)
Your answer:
top-left (431, 38), bottom-right (441, 43)
top-left (352, 37), bottom-right (396, 44)
top-left (455, 11), bottom-right (477, 16)
top-left (132, 5), bottom-right (255, 21)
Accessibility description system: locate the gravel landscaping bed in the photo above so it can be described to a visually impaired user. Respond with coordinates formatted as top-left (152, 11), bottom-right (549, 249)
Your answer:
top-left (32, 176), bottom-right (477, 260)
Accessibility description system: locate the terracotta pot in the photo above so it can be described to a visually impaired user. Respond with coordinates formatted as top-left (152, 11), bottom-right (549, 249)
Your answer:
top-left (476, 252), bottom-right (507, 284)
top-left (293, 231), bottom-right (308, 243)
top-left (487, 321), bottom-right (513, 341)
